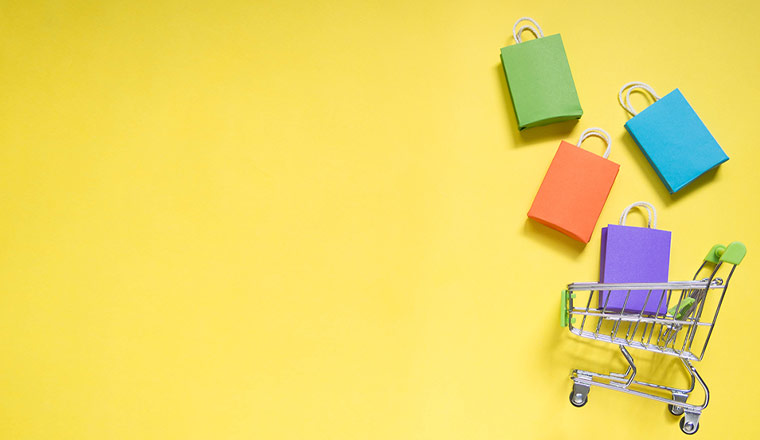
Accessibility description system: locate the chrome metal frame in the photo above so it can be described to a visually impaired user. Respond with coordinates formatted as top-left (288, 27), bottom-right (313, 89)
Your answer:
top-left (564, 259), bottom-right (739, 435)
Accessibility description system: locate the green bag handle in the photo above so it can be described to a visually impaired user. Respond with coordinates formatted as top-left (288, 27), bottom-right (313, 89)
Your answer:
top-left (560, 290), bottom-right (575, 327)
top-left (704, 242), bottom-right (747, 265)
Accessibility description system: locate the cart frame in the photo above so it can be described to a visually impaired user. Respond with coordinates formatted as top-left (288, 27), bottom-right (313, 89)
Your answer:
top-left (560, 242), bottom-right (746, 435)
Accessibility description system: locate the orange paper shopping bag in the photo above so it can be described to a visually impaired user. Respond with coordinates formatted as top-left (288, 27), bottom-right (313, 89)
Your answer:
top-left (528, 128), bottom-right (620, 243)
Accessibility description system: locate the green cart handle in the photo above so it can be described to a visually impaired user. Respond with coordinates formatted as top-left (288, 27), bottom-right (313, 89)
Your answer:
top-left (561, 290), bottom-right (575, 327)
top-left (668, 297), bottom-right (696, 320)
top-left (704, 242), bottom-right (747, 265)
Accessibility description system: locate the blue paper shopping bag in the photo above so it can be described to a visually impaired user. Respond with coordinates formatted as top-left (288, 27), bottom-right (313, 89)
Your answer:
top-left (618, 82), bottom-right (728, 194)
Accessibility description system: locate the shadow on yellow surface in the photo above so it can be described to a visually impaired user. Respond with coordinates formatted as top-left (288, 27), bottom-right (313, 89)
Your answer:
top-left (522, 217), bottom-right (587, 258)
top-left (0, 1), bottom-right (757, 439)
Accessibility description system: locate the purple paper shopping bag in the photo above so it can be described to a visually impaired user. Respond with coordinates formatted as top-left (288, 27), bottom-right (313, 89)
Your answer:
top-left (599, 202), bottom-right (671, 315)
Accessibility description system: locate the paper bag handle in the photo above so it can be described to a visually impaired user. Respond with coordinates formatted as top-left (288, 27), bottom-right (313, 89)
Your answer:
top-left (512, 17), bottom-right (544, 44)
top-left (618, 82), bottom-right (661, 117)
top-left (576, 128), bottom-right (612, 159)
top-left (619, 201), bottom-right (657, 228)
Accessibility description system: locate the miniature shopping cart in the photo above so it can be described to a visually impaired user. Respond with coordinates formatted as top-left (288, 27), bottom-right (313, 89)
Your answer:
top-left (560, 242), bottom-right (746, 435)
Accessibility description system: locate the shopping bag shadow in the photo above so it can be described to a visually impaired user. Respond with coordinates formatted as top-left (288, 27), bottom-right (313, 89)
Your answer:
top-left (522, 218), bottom-right (586, 258)
top-left (545, 297), bottom-right (697, 425)
top-left (552, 327), bottom-right (627, 370)
top-left (494, 63), bottom-right (578, 148)
top-left (670, 166), bottom-right (721, 202)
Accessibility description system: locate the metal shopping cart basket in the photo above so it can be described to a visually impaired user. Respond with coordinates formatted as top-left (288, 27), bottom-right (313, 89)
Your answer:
top-left (560, 242), bottom-right (746, 435)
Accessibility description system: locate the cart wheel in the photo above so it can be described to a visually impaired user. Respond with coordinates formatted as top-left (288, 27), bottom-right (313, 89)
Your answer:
top-left (569, 391), bottom-right (587, 408)
top-left (668, 404), bottom-right (684, 416)
top-left (680, 417), bottom-right (699, 435)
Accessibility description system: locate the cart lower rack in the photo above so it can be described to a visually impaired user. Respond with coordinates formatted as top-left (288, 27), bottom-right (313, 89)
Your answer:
top-left (560, 242), bottom-right (746, 435)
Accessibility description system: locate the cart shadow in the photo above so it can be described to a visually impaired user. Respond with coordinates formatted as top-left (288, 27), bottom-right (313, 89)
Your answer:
top-left (549, 316), bottom-right (698, 398)
top-left (546, 293), bottom-right (696, 373)
top-left (494, 63), bottom-right (578, 148)
top-left (543, 288), bottom-right (699, 427)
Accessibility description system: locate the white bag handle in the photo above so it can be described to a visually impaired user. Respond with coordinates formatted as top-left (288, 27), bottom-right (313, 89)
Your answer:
top-left (618, 82), bottom-right (661, 117)
top-left (576, 128), bottom-right (612, 159)
top-left (512, 17), bottom-right (544, 44)
top-left (619, 201), bottom-right (657, 229)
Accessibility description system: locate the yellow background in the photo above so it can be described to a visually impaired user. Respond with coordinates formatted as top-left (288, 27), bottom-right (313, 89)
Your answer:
top-left (0, 0), bottom-right (758, 438)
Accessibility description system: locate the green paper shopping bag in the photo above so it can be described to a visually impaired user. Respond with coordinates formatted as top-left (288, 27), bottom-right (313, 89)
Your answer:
top-left (500, 17), bottom-right (583, 130)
